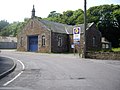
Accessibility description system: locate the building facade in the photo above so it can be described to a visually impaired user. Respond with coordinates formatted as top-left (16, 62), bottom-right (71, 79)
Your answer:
top-left (17, 6), bottom-right (101, 53)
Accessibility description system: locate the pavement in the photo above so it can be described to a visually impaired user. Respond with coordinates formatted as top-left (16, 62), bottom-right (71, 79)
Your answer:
top-left (0, 56), bottom-right (16, 79)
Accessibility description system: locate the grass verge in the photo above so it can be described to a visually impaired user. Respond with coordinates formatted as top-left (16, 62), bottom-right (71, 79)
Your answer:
top-left (112, 48), bottom-right (120, 52)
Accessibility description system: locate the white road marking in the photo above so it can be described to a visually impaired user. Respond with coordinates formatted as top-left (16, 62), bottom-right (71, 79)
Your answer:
top-left (2, 56), bottom-right (25, 86)
top-left (3, 71), bottom-right (23, 86)
top-left (17, 59), bottom-right (25, 71)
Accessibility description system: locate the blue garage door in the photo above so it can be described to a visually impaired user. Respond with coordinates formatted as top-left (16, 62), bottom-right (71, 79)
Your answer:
top-left (29, 36), bottom-right (38, 52)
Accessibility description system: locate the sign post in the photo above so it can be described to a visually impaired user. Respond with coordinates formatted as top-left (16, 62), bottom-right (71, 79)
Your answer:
top-left (73, 27), bottom-right (81, 56)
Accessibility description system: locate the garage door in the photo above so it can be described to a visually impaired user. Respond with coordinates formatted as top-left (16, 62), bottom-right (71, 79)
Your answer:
top-left (29, 36), bottom-right (38, 52)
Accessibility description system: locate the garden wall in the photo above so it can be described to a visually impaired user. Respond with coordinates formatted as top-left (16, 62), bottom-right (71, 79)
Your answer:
top-left (86, 52), bottom-right (120, 60)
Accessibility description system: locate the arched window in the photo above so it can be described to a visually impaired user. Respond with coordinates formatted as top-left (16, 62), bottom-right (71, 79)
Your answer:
top-left (58, 36), bottom-right (62, 47)
top-left (42, 35), bottom-right (45, 46)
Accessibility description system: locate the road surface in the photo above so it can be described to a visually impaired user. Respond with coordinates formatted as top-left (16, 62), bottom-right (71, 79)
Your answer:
top-left (0, 50), bottom-right (120, 90)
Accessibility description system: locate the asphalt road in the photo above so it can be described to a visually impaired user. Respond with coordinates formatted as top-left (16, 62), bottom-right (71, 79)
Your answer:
top-left (0, 50), bottom-right (120, 90)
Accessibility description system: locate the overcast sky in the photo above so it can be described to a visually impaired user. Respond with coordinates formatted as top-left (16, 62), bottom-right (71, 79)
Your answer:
top-left (0, 0), bottom-right (120, 23)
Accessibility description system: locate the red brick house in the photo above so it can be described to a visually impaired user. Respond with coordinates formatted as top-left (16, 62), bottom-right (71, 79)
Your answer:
top-left (17, 6), bottom-right (101, 53)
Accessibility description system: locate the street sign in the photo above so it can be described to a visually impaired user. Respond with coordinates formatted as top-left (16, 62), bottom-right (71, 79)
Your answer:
top-left (73, 27), bottom-right (81, 44)
top-left (71, 44), bottom-right (74, 48)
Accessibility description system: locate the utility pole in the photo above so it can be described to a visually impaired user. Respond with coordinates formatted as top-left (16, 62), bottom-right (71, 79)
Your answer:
top-left (83, 0), bottom-right (87, 58)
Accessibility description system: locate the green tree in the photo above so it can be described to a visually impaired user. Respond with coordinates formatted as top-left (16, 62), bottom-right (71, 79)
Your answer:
top-left (48, 11), bottom-right (58, 17)
top-left (87, 6), bottom-right (101, 23)
top-left (45, 11), bottom-right (63, 23)
top-left (98, 11), bottom-right (120, 47)
top-left (0, 22), bottom-right (19, 36)
top-left (0, 20), bottom-right (9, 32)
top-left (0, 18), bottom-right (30, 36)
top-left (113, 9), bottom-right (120, 28)
top-left (45, 9), bottom-right (84, 25)
top-left (73, 9), bottom-right (84, 24)
top-left (62, 10), bottom-right (74, 25)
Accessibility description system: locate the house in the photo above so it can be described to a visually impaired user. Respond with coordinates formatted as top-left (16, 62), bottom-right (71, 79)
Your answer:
top-left (17, 6), bottom-right (101, 53)
top-left (67, 23), bottom-right (102, 52)
top-left (0, 36), bottom-right (17, 49)
top-left (101, 37), bottom-right (111, 49)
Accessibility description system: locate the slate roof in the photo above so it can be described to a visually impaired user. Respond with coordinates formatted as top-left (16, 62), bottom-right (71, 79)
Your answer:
top-left (39, 19), bottom-right (94, 34)
top-left (40, 19), bottom-right (70, 34)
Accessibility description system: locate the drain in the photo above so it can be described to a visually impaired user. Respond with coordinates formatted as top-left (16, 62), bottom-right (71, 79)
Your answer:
top-left (70, 77), bottom-right (85, 80)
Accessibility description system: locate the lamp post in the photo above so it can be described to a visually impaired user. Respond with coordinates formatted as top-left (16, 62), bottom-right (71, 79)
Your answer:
top-left (83, 0), bottom-right (87, 58)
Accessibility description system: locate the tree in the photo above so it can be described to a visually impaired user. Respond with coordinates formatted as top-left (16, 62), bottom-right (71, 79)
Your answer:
top-left (0, 20), bottom-right (9, 32)
top-left (48, 11), bottom-right (58, 17)
top-left (62, 10), bottom-right (74, 25)
top-left (60, 9), bottom-right (84, 25)
top-left (87, 6), bottom-right (101, 23)
top-left (0, 18), bottom-right (30, 36)
top-left (113, 9), bottom-right (120, 28)
top-left (45, 11), bottom-right (63, 23)
top-left (0, 22), bottom-right (19, 36)
top-left (45, 9), bottom-right (84, 25)
top-left (98, 10), bottom-right (120, 47)
top-left (73, 9), bottom-right (84, 24)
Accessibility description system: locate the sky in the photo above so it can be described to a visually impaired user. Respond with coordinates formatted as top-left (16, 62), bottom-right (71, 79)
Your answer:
top-left (0, 0), bottom-right (120, 23)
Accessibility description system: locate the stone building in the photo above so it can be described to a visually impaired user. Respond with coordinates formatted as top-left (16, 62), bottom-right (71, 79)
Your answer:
top-left (17, 6), bottom-right (101, 53)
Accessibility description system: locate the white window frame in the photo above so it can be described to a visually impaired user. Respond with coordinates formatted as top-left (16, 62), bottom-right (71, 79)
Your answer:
top-left (58, 36), bottom-right (62, 47)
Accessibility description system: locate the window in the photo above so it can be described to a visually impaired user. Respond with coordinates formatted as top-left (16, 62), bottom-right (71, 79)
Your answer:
top-left (93, 37), bottom-right (96, 47)
top-left (42, 35), bottom-right (45, 46)
top-left (58, 36), bottom-right (62, 47)
top-left (20, 37), bottom-right (23, 47)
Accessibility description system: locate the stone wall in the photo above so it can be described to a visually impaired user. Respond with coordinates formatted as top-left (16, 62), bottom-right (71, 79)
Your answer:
top-left (51, 32), bottom-right (69, 53)
top-left (17, 18), bottom-right (51, 53)
top-left (86, 24), bottom-right (101, 51)
top-left (86, 52), bottom-right (120, 60)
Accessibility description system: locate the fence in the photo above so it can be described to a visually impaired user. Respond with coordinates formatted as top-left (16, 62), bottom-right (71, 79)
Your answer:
top-left (0, 42), bottom-right (17, 49)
